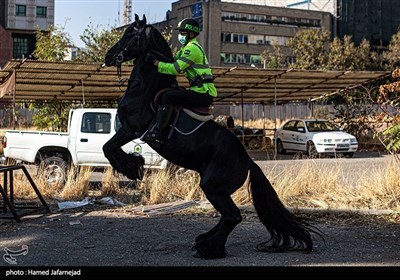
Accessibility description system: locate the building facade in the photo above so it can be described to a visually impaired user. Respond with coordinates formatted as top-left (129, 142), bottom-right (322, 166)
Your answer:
top-left (155, 0), bottom-right (331, 67)
top-left (247, 0), bottom-right (400, 51)
top-left (0, 0), bottom-right (55, 67)
top-left (336, 0), bottom-right (400, 51)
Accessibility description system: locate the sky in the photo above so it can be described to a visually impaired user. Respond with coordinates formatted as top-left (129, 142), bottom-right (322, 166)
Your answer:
top-left (55, 0), bottom-right (175, 48)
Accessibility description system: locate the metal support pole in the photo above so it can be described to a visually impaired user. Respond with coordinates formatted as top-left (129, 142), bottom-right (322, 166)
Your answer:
top-left (241, 89), bottom-right (245, 145)
top-left (12, 70), bottom-right (16, 130)
top-left (274, 77), bottom-right (278, 159)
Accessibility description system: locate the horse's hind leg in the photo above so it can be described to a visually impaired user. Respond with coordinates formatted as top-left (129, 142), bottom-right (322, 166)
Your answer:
top-left (192, 193), bottom-right (242, 259)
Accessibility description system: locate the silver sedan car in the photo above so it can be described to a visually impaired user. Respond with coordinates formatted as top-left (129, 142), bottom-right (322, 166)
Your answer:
top-left (274, 119), bottom-right (358, 157)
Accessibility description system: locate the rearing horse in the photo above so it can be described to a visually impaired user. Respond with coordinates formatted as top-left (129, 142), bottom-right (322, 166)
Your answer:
top-left (104, 14), bottom-right (322, 259)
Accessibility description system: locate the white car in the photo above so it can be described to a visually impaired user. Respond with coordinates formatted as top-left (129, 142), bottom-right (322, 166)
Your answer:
top-left (274, 119), bottom-right (358, 157)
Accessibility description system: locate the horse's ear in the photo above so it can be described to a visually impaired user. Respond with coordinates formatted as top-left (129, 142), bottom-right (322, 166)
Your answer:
top-left (142, 14), bottom-right (147, 25)
top-left (135, 14), bottom-right (140, 23)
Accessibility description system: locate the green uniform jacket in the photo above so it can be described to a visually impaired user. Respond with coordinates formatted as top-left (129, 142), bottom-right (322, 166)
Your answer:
top-left (158, 38), bottom-right (217, 97)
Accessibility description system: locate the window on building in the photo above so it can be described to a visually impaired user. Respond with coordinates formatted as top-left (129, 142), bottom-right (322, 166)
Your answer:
top-left (13, 37), bottom-right (29, 59)
top-left (250, 55), bottom-right (262, 64)
top-left (221, 11), bottom-right (321, 28)
top-left (221, 33), bottom-right (247, 43)
top-left (237, 54), bottom-right (245, 63)
top-left (37, 6), bottom-right (47, 18)
top-left (12, 35), bottom-right (35, 59)
top-left (220, 53), bottom-right (226, 64)
top-left (232, 34), bottom-right (239, 43)
top-left (238, 34), bottom-right (247, 43)
top-left (221, 33), bottom-right (232, 42)
top-left (16, 5), bottom-right (26, 16)
top-left (229, 54), bottom-right (237, 63)
top-left (221, 53), bottom-right (262, 65)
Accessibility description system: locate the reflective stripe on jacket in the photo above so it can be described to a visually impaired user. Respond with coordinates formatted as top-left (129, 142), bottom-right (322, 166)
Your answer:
top-left (158, 38), bottom-right (217, 97)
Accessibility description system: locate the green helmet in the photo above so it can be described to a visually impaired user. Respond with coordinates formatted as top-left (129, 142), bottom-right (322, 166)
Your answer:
top-left (175, 18), bottom-right (200, 35)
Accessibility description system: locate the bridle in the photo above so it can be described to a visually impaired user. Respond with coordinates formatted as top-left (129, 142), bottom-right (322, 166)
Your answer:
top-left (113, 25), bottom-right (174, 88)
top-left (113, 25), bottom-right (143, 85)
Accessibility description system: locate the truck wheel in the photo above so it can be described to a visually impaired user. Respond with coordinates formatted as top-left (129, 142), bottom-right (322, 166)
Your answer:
top-left (38, 156), bottom-right (68, 188)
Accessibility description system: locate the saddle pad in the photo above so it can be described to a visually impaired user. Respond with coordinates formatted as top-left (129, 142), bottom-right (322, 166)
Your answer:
top-left (182, 108), bottom-right (214, 122)
top-left (170, 109), bottom-right (213, 136)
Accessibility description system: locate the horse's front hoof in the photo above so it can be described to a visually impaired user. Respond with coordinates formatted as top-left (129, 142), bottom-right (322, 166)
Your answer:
top-left (191, 243), bottom-right (227, 259)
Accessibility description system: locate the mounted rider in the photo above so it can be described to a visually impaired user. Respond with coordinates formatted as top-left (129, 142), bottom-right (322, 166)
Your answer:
top-left (143, 17), bottom-right (217, 148)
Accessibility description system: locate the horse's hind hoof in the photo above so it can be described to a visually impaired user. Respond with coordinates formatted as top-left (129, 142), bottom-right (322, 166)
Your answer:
top-left (194, 233), bottom-right (208, 244)
top-left (192, 249), bottom-right (203, 258)
top-left (191, 244), bottom-right (227, 259)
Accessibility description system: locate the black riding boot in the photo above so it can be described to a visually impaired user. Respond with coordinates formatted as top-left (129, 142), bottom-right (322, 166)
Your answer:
top-left (143, 105), bottom-right (173, 148)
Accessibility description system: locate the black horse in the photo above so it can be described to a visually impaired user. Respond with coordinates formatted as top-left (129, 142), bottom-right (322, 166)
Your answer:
top-left (103, 14), bottom-right (322, 259)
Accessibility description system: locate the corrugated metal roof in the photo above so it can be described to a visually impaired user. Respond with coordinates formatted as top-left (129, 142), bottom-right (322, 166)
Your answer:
top-left (0, 59), bottom-right (391, 104)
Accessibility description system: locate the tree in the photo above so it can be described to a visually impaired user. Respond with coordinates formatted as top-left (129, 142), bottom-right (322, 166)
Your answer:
top-left (376, 68), bottom-right (400, 155)
top-left (355, 39), bottom-right (373, 71)
top-left (77, 22), bottom-right (123, 63)
top-left (383, 30), bottom-right (400, 70)
top-left (32, 25), bottom-right (72, 61)
top-left (325, 36), bottom-right (371, 71)
top-left (260, 41), bottom-right (286, 69)
top-left (160, 25), bottom-right (177, 55)
top-left (29, 26), bottom-right (73, 129)
top-left (28, 101), bottom-right (72, 131)
top-left (331, 90), bottom-right (377, 141)
top-left (287, 29), bottom-right (330, 70)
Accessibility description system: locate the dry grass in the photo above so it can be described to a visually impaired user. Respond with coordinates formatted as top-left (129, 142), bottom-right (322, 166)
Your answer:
top-left (138, 167), bottom-right (204, 205)
top-left (268, 158), bottom-right (400, 211)
top-left (101, 167), bottom-right (122, 196)
top-left (99, 167), bottom-right (139, 205)
top-left (6, 171), bottom-right (63, 200)
top-left (4, 156), bottom-right (400, 212)
top-left (57, 166), bottom-right (91, 201)
top-left (3, 166), bottom-right (92, 202)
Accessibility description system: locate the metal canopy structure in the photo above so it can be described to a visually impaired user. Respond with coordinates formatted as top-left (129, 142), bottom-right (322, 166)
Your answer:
top-left (0, 60), bottom-right (391, 104)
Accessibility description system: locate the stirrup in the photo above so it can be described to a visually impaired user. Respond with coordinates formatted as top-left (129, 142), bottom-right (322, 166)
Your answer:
top-left (143, 130), bottom-right (162, 148)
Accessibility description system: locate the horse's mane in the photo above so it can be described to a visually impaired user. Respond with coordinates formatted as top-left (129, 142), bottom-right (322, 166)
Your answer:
top-left (137, 24), bottom-right (177, 95)
top-left (146, 24), bottom-right (174, 63)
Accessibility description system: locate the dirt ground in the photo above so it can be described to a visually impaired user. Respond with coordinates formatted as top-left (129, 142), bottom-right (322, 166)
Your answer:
top-left (1, 201), bottom-right (400, 275)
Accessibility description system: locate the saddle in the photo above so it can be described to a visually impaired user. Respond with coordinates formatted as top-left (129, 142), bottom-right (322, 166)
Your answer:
top-left (154, 87), bottom-right (213, 119)
top-left (153, 88), bottom-right (214, 138)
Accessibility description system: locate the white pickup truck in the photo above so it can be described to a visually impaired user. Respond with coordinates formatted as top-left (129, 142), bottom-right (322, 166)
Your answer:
top-left (2, 108), bottom-right (168, 185)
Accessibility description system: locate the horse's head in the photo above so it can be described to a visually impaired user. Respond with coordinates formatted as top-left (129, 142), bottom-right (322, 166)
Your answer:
top-left (105, 14), bottom-right (172, 67)
top-left (105, 14), bottom-right (147, 66)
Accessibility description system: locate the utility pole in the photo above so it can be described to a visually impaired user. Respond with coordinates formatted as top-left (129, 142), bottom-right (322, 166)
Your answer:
top-left (123, 0), bottom-right (132, 25)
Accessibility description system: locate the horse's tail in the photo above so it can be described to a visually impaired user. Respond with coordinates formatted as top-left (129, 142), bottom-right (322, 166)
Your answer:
top-left (249, 161), bottom-right (322, 252)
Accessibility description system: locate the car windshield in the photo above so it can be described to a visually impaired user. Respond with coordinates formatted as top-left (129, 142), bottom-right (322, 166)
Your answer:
top-left (306, 121), bottom-right (340, 132)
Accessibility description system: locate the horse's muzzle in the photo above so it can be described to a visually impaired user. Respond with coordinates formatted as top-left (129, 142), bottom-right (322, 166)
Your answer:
top-left (104, 53), bottom-right (116, 67)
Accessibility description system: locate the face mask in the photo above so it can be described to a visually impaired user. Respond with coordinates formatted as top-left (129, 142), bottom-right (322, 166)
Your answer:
top-left (178, 34), bottom-right (187, 45)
